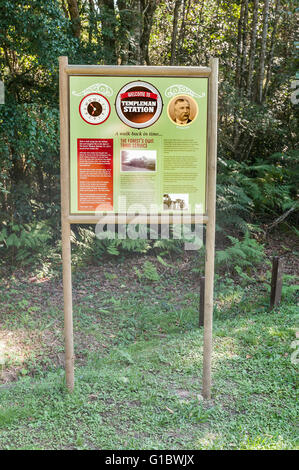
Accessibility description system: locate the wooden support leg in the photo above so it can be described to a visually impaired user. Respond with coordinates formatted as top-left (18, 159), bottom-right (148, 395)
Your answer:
top-left (59, 56), bottom-right (74, 391)
top-left (62, 219), bottom-right (74, 391)
top-left (202, 58), bottom-right (218, 400)
top-left (202, 222), bottom-right (215, 400)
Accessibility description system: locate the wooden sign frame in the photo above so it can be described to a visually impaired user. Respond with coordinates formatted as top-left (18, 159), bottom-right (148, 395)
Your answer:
top-left (59, 57), bottom-right (218, 399)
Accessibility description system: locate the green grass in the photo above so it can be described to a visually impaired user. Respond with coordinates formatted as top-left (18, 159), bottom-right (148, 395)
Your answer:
top-left (0, 260), bottom-right (298, 450)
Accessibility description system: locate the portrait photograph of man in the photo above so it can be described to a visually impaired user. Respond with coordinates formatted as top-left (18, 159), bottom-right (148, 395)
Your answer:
top-left (167, 94), bottom-right (198, 126)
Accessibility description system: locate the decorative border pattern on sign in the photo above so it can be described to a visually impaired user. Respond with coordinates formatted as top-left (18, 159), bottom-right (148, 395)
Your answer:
top-left (165, 84), bottom-right (205, 99)
top-left (72, 83), bottom-right (113, 97)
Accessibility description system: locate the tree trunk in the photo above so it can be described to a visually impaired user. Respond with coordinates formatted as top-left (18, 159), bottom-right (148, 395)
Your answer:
top-left (170, 0), bottom-right (182, 65)
top-left (98, 0), bottom-right (117, 64)
top-left (178, 0), bottom-right (191, 65)
top-left (240, 0), bottom-right (249, 92)
top-left (129, 0), bottom-right (142, 64)
top-left (88, 0), bottom-right (96, 45)
top-left (140, 1), bottom-right (160, 65)
top-left (235, 0), bottom-right (245, 90)
top-left (67, 0), bottom-right (81, 38)
top-left (9, 152), bottom-right (26, 188)
top-left (264, 0), bottom-right (281, 100)
top-left (247, 0), bottom-right (259, 99)
top-left (257, 0), bottom-right (270, 103)
top-left (234, 0), bottom-right (246, 157)
top-left (117, 0), bottom-right (130, 64)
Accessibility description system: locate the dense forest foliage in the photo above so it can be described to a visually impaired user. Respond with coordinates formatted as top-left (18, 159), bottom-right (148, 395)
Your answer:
top-left (0, 0), bottom-right (298, 268)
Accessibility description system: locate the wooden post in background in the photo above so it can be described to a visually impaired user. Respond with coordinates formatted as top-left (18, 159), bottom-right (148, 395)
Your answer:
top-left (59, 56), bottom-right (74, 391)
top-left (270, 256), bottom-right (283, 310)
top-left (202, 58), bottom-right (218, 400)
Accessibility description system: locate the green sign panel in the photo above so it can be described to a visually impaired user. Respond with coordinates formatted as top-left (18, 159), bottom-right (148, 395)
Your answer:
top-left (69, 76), bottom-right (208, 214)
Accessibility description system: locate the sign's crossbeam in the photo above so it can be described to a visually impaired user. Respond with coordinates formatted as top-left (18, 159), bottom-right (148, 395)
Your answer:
top-left (64, 65), bottom-right (212, 77)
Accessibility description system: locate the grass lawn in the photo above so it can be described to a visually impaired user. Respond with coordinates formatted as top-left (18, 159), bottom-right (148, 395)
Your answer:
top-left (0, 253), bottom-right (298, 450)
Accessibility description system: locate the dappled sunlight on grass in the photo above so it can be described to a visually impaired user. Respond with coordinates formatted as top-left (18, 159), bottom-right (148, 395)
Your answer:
top-left (213, 337), bottom-right (241, 360)
top-left (0, 327), bottom-right (63, 383)
top-left (195, 432), bottom-right (220, 449)
top-left (239, 433), bottom-right (289, 450)
top-left (0, 330), bottom-right (37, 382)
top-left (216, 290), bottom-right (243, 308)
top-left (0, 329), bottom-right (41, 362)
top-left (267, 326), bottom-right (296, 340)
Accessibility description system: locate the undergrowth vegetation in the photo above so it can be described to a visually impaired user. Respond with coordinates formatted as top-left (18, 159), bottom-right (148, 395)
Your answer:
top-left (0, 149), bottom-right (297, 275)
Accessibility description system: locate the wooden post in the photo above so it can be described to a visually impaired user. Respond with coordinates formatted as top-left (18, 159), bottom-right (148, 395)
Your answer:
top-left (59, 56), bottom-right (74, 391)
top-left (199, 277), bottom-right (205, 327)
top-left (270, 256), bottom-right (283, 310)
top-left (202, 58), bottom-right (218, 400)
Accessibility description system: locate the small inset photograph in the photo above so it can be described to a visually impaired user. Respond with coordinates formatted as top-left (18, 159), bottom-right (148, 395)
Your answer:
top-left (121, 150), bottom-right (156, 172)
top-left (163, 193), bottom-right (189, 211)
top-left (167, 95), bottom-right (198, 126)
